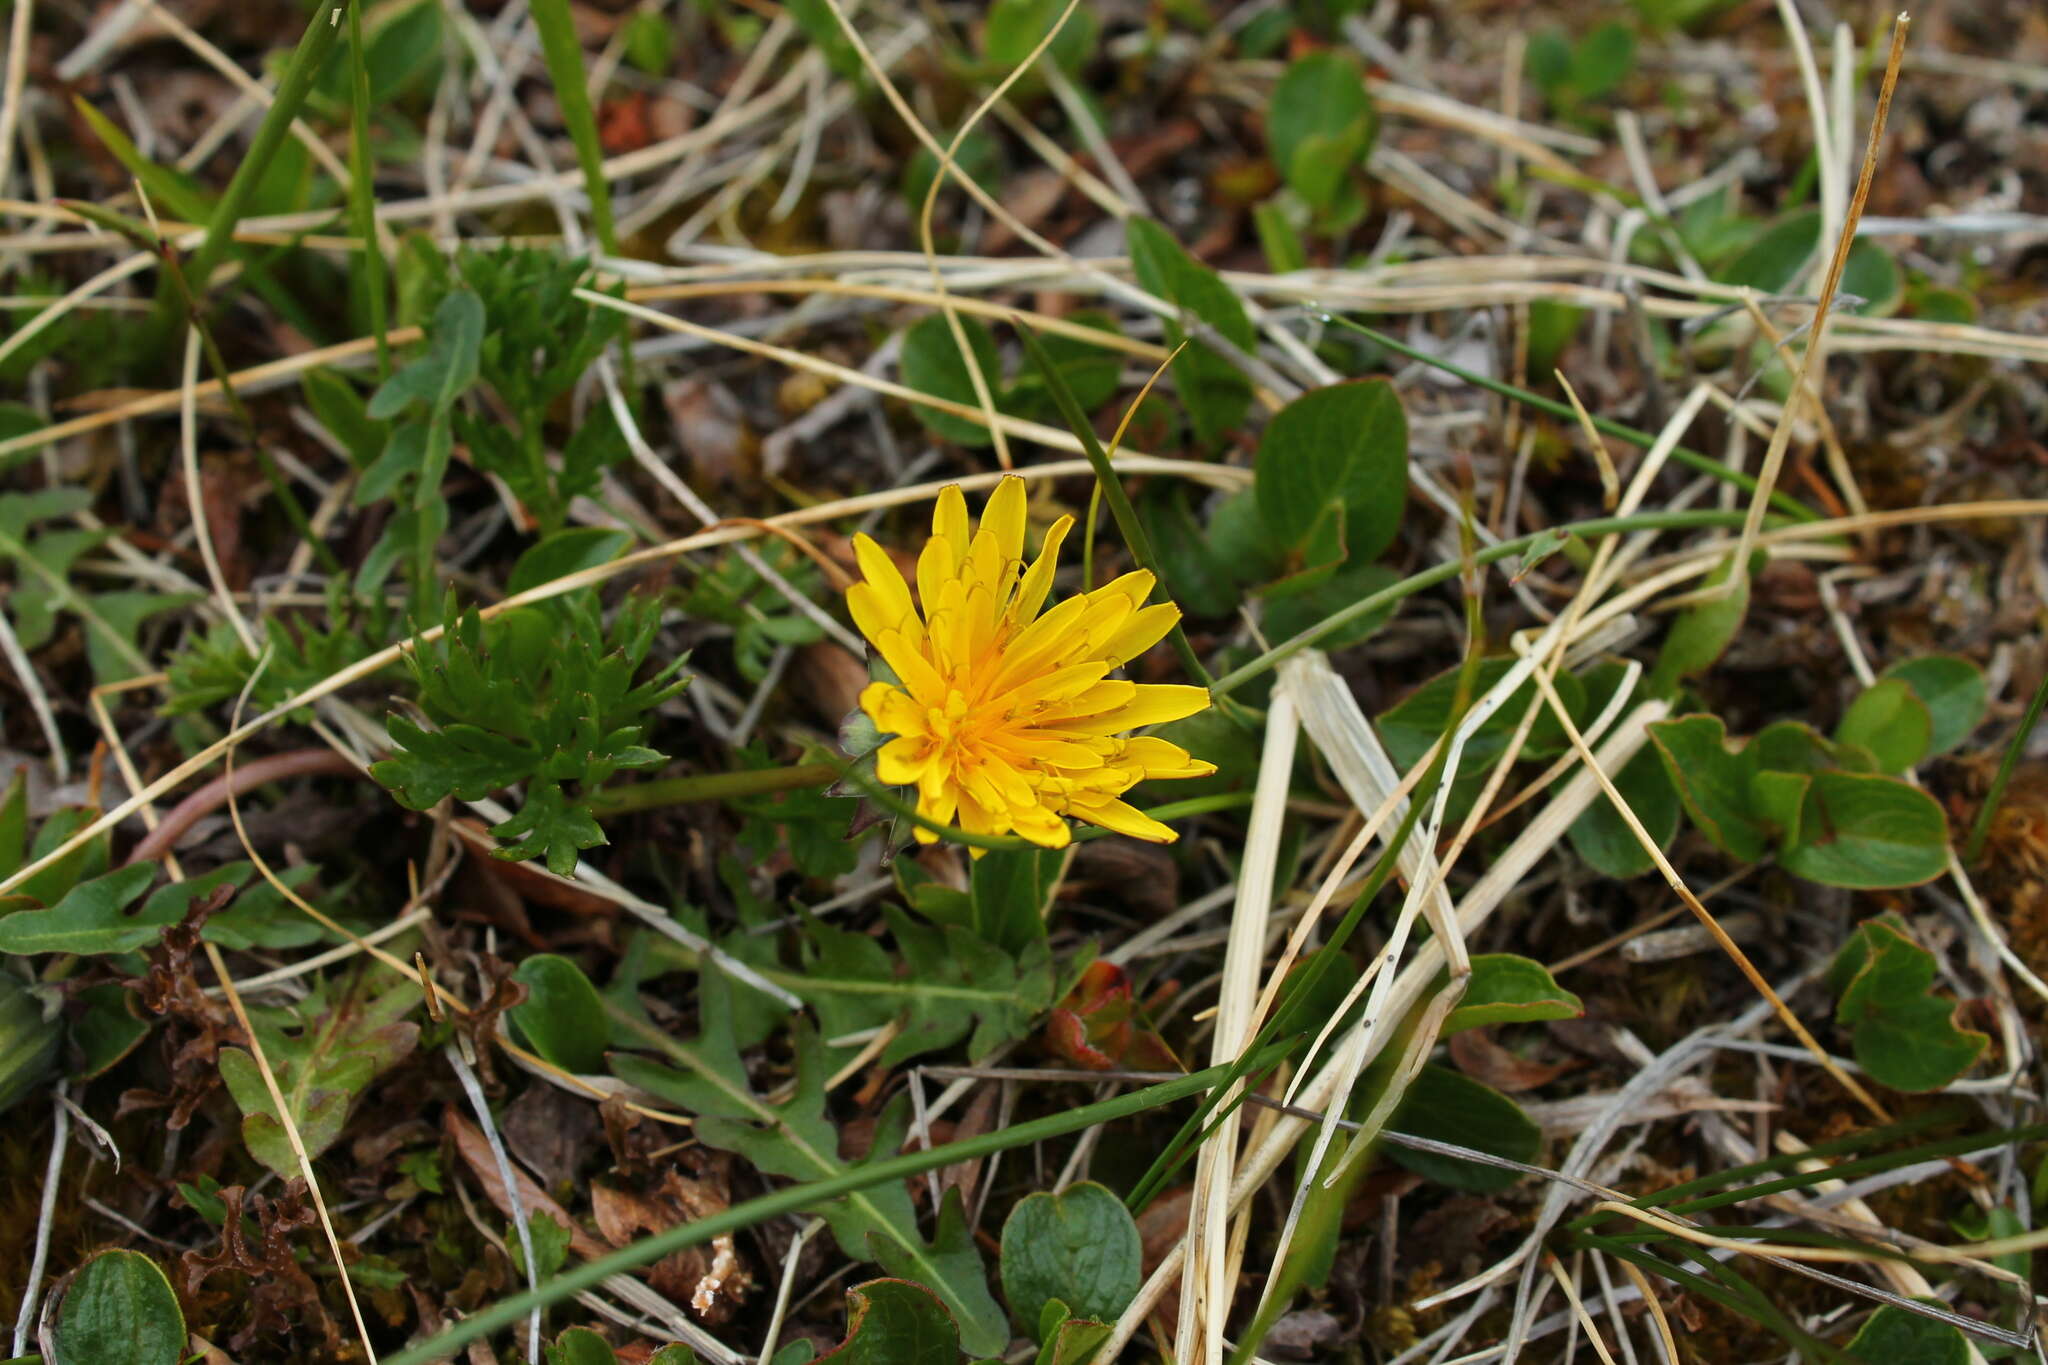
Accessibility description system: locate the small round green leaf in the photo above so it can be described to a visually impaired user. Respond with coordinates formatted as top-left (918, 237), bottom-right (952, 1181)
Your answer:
top-left (1267, 52), bottom-right (1375, 205)
top-left (1253, 379), bottom-right (1407, 562)
top-left (1443, 955), bottom-right (1584, 1036)
top-left (900, 315), bottom-right (1003, 448)
top-left (817, 1279), bottom-right (960, 1365)
top-left (547, 1326), bottom-right (621, 1365)
top-left (999, 1181), bottom-right (1143, 1337)
top-left (1879, 655), bottom-right (1986, 756)
top-left (511, 954), bottom-right (609, 1074)
top-left (1835, 679), bottom-right (1933, 774)
top-left (1781, 771), bottom-right (1950, 889)
top-left (54, 1249), bottom-right (187, 1365)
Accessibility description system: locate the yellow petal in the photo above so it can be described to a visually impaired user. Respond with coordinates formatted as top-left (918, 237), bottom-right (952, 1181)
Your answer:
top-left (852, 534), bottom-right (917, 633)
top-left (876, 628), bottom-right (947, 702)
top-left (1121, 735), bottom-right (1218, 780)
top-left (1076, 684), bottom-right (1211, 732)
top-left (1073, 797), bottom-right (1178, 843)
top-left (861, 682), bottom-right (926, 738)
top-left (1010, 515), bottom-right (1072, 626)
top-left (1009, 802), bottom-right (1073, 849)
top-left (877, 736), bottom-right (933, 786)
top-left (981, 475), bottom-right (1027, 569)
top-left (1101, 602), bottom-right (1180, 665)
top-left (933, 484), bottom-right (969, 564)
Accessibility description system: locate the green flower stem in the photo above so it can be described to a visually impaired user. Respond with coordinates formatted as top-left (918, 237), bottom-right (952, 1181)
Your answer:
top-left (1322, 315), bottom-right (1819, 523)
top-left (187, 1), bottom-right (348, 294)
top-left (1013, 321), bottom-right (1217, 692)
top-left (1209, 507), bottom-right (1758, 699)
top-left (587, 762), bottom-right (841, 815)
top-left (1965, 665), bottom-right (2048, 865)
top-left (379, 1044), bottom-right (1291, 1365)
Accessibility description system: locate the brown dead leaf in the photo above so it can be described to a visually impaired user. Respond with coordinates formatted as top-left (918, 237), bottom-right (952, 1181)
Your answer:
top-left (179, 1179), bottom-right (338, 1355)
top-left (502, 1083), bottom-right (600, 1191)
top-left (1446, 1029), bottom-right (1572, 1093)
top-left (446, 1110), bottom-right (608, 1261)
top-left (663, 377), bottom-right (758, 495)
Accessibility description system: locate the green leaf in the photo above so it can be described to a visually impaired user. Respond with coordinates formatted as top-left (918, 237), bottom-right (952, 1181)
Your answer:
top-left (1442, 955), bottom-right (1583, 1036)
top-left (1880, 655), bottom-right (1985, 756)
top-left (0, 971), bottom-right (61, 1113)
top-left (1263, 560), bottom-right (1400, 650)
top-left (1648, 714), bottom-right (1770, 863)
top-left (1828, 917), bottom-right (1987, 1093)
top-left (510, 528), bottom-right (634, 597)
top-left (968, 847), bottom-right (1052, 953)
top-left (1000, 1182), bottom-right (1142, 1337)
top-left (1525, 29), bottom-right (1573, 94)
top-left (218, 969), bottom-right (421, 1177)
top-left (1570, 21), bottom-right (1635, 98)
top-left (369, 287), bottom-right (484, 420)
top-left (1125, 218), bottom-right (1255, 447)
top-left (609, 972), bottom-right (1008, 1353)
top-left (623, 11), bottom-right (675, 76)
top-left (53, 1249), bottom-right (186, 1365)
top-left (816, 1280), bottom-right (961, 1365)
top-left (1842, 1304), bottom-right (1969, 1365)
top-left (514, 1211), bottom-right (574, 1281)
top-left (72, 981), bottom-right (148, 1081)
top-left (302, 368), bottom-right (384, 468)
top-left (982, 0), bottom-right (1097, 74)
top-left (0, 864), bottom-right (163, 955)
top-left (1781, 771), bottom-right (1950, 889)
top-left (1836, 679), bottom-right (1933, 774)
top-left (546, 1326), bottom-right (620, 1365)
top-left (1003, 311), bottom-right (1123, 421)
top-left (795, 907), bottom-right (1055, 1066)
top-left (900, 314), bottom-right (1003, 447)
top-left (649, 1347), bottom-right (703, 1365)
top-left (373, 716), bottom-right (539, 808)
top-left (1387, 1064), bottom-right (1541, 1193)
top-left (512, 954), bottom-right (609, 1074)
top-left (1647, 559), bottom-right (1749, 696)
top-left (1266, 52), bottom-right (1375, 210)
top-left (1253, 378), bottom-right (1407, 573)
top-left (1567, 744), bottom-right (1681, 878)
top-left (491, 780), bottom-right (609, 876)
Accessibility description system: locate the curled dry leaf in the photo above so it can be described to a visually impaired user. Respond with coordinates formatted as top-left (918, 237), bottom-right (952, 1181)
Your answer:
top-left (1445, 1028), bottom-right (1574, 1093)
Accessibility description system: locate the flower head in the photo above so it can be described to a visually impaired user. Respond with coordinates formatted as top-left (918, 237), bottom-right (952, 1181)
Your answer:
top-left (846, 476), bottom-right (1215, 849)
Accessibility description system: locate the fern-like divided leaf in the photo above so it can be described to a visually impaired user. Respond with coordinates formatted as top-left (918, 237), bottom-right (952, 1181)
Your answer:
top-left (610, 969), bottom-right (1009, 1356)
top-left (371, 591), bottom-right (689, 874)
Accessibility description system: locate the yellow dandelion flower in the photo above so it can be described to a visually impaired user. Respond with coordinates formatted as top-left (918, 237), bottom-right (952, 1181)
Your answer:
top-left (845, 475), bottom-right (1216, 850)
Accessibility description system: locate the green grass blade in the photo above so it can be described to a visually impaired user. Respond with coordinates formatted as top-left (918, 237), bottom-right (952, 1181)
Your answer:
top-left (345, 0), bottom-right (391, 377)
top-left (529, 0), bottom-right (619, 255)
top-left (187, 1), bottom-right (347, 292)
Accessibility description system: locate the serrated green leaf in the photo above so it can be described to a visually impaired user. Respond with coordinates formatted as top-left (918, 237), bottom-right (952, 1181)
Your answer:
top-left (218, 968), bottom-right (420, 1177)
top-left (0, 863), bottom-right (162, 955)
